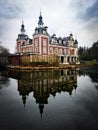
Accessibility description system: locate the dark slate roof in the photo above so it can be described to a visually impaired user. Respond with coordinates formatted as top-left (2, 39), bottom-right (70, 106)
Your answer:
top-left (21, 38), bottom-right (33, 46)
top-left (29, 39), bottom-right (33, 44)
top-left (33, 26), bottom-right (49, 36)
top-left (58, 37), bottom-right (62, 40)
top-left (50, 35), bottom-right (76, 46)
top-left (51, 33), bottom-right (56, 38)
top-left (17, 34), bottom-right (28, 41)
top-left (63, 37), bottom-right (69, 41)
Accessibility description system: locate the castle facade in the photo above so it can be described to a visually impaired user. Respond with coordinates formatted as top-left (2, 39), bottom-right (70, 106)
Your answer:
top-left (16, 13), bottom-right (79, 64)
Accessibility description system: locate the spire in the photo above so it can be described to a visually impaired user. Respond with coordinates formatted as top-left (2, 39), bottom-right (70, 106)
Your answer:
top-left (38, 11), bottom-right (44, 27)
top-left (22, 95), bottom-right (26, 108)
top-left (40, 9), bottom-right (41, 16)
top-left (39, 104), bottom-right (44, 119)
top-left (20, 20), bottom-right (25, 34)
top-left (33, 11), bottom-right (49, 36)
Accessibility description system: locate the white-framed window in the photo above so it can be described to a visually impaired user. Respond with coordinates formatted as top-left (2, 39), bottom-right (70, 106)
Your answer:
top-left (43, 79), bottom-right (47, 85)
top-left (35, 39), bottom-right (38, 46)
top-left (29, 47), bottom-right (33, 52)
top-left (50, 47), bottom-right (53, 54)
top-left (26, 48), bottom-right (29, 52)
top-left (43, 39), bottom-right (47, 46)
top-left (55, 48), bottom-right (58, 55)
top-left (23, 48), bottom-right (25, 53)
top-left (43, 47), bottom-right (47, 54)
top-left (17, 44), bottom-right (21, 48)
top-left (64, 49), bottom-right (66, 55)
top-left (68, 49), bottom-right (70, 55)
top-left (35, 47), bottom-right (38, 53)
top-left (60, 49), bottom-right (62, 54)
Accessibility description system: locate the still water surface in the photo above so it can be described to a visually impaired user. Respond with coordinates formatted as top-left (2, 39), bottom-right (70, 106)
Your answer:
top-left (0, 68), bottom-right (98, 130)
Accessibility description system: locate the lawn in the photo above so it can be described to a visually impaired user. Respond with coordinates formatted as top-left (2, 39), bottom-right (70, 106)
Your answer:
top-left (85, 61), bottom-right (98, 65)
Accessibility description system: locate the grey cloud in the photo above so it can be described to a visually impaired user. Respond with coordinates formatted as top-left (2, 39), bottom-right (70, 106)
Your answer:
top-left (79, 0), bottom-right (98, 31)
top-left (0, 0), bottom-right (23, 37)
top-left (78, 0), bottom-right (98, 21)
top-left (0, 0), bottom-right (23, 19)
top-left (71, 0), bottom-right (98, 31)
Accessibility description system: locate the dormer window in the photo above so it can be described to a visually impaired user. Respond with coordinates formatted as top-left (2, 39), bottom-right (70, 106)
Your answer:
top-left (43, 30), bottom-right (46, 34)
top-left (63, 40), bottom-right (66, 44)
top-left (59, 40), bottom-right (62, 44)
top-left (52, 38), bottom-right (57, 43)
top-left (35, 28), bottom-right (38, 34)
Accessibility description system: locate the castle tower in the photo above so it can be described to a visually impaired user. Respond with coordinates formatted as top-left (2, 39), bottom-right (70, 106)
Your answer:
top-left (33, 12), bottom-right (49, 56)
top-left (16, 21), bottom-right (32, 55)
top-left (16, 21), bottom-right (29, 54)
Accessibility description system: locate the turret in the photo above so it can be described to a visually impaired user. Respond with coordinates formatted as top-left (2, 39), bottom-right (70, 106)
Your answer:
top-left (67, 33), bottom-right (74, 47)
top-left (69, 33), bottom-right (73, 40)
top-left (33, 12), bottom-right (49, 36)
top-left (17, 21), bottom-right (28, 41)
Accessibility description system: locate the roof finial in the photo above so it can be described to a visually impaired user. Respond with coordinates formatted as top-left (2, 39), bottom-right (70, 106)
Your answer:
top-left (22, 18), bottom-right (24, 25)
top-left (54, 30), bottom-right (55, 35)
top-left (40, 8), bottom-right (41, 16)
top-left (75, 33), bottom-right (77, 40)
top-left (21, 19), bottom-right (25, 34)
top-left (38, 9), bottom-right (44, 27)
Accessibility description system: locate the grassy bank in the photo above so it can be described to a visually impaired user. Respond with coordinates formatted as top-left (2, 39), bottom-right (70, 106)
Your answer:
top-left (8, 64), bottom-right (80, 71)
top-left (84, 61), bottom-right (98, 65)
top-left (8, 61), bottom-right (98, 71)
top-left (80, 60), bottom-right (98, 66)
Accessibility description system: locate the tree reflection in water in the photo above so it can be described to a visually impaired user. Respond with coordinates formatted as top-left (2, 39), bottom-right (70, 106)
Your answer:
top-left (8, 69), bottom-right (78, 117)
top-left (79, 67), bottom-right (98, 91)
top-left (0, 71), bottom-right (9, 90)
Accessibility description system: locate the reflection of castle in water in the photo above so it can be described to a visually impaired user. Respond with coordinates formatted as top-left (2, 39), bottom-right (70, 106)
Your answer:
top-left (8, 69), bottom-right (78, 117)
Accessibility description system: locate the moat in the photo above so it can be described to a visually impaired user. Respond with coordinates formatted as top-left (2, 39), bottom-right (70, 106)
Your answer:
top-left (0, 67), bottom-right (98, 130)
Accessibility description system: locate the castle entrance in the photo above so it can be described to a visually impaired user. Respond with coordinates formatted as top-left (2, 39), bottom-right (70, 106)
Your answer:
top-left (61, 56), bottom-right (64, 63)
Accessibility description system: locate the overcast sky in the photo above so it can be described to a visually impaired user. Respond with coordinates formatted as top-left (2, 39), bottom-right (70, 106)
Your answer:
top-left (0, 0), bottom-right (98, 53)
